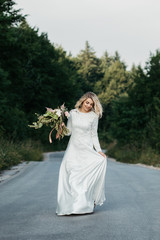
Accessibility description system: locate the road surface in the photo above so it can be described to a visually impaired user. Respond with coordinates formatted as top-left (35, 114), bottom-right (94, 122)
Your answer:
top-left (0, 152), bottom-right (160, 240)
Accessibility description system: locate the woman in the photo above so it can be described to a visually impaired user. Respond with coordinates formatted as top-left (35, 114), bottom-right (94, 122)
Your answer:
top-left (56, 92), bottom-right (108, 216)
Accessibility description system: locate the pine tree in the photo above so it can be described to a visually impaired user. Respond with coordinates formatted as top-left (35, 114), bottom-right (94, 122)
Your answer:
top-left (76, 41), bottom-right (102, 91)
top-left (96, 59), bottom-right (132, 105)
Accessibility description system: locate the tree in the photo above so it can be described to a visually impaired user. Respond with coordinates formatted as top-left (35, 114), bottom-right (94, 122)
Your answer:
top-left (0, 3), bottom-right (81, 142)
top-left (0, 0), bottom-right (25, 139)
top-left (99, 51), bottom-right (114, 75)
top-left (96, 57), bottom-right (133, 105)
top-left (94, 52), bottom-right (134, 142)
top-left (107, 50), bottom-right (160, 150)
top-left (76, 41), bottom-right (103, 91)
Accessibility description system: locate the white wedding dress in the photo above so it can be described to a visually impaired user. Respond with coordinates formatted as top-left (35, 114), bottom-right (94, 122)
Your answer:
top-left (56, 108), bottom-right (107, 215)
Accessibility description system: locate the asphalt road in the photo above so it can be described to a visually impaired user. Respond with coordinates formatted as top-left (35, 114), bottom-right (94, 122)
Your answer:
top-left (0, 152), bottom-right (160, 240)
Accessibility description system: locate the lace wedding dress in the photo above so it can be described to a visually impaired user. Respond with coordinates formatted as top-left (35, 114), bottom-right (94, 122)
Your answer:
top-left (56, 108), bottom-right (107, 215)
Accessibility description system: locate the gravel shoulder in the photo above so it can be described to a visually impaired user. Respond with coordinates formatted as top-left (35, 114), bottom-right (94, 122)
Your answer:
top-left (109, 157), bottom-right (160, 171)
top-left (0, 161), bottom-right (33, 185)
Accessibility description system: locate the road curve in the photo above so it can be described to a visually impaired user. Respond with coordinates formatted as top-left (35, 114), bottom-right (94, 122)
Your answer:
top-left (0, 152), bottom-right (160, 240)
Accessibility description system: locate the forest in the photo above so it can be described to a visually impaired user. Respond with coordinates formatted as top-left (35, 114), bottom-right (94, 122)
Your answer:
top-left (0, 0), bottom-right (160, 170)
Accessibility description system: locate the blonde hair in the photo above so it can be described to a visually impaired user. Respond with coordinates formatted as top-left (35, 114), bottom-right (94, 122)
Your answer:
top-left (75, 92), bottom-right (103, 118)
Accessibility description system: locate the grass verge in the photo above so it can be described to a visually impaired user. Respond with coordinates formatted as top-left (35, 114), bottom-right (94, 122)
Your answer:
top-left (107, 140), bottom-right (160, 167)
top-left (0, 138), bottom-right (43, 172)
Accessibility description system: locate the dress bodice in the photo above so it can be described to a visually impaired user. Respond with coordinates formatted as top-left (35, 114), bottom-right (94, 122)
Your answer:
top-left (66, 108), bottom-right (102, 152)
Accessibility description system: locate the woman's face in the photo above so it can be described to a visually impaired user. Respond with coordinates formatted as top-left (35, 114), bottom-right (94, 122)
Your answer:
top-left (81, 98), bottom-right (94, 112)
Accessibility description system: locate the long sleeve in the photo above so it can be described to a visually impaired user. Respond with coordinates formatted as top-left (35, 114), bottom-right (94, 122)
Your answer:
top-left (91, 115), bottom-right (102, 152)
top-left (66, 110), bottom-right (72, 136)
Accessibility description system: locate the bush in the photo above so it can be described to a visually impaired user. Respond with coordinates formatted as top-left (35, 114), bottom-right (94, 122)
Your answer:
top-left (139, 146), bottom-right (160, 167)
top-left (0, 138), bottom-right (43, 171)
top-left (17, 139), bottom-right (43, 162)
top-left (107, 141), bottom-right (160, 167)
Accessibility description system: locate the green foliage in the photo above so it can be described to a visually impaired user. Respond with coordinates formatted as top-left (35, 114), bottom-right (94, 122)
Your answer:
top-left (94, 52), bottom-right (134, 144)
top-left (75, 41), bottom-right (103, 91)
top-left (16, 139), bottom-right (43, 162)
top-left (108, 96), bottom-right (148, 144)
top-left (107, 141), bottom-right (160, 167)
top-left (0, 0), bottom-right (24, 26)
top-left (0, 2), bottom-right (79, 143)
top-left (107, 142), bottom-right (141, 164)
top-left (0, 138), bottom-right (43, 171)
top-left (28, 105), bottom-right (70, 143)
top-left (96, 57), bottom-right (133, 104)
top-left (128, 50), bottom-right (160, 148)
top-left (0, 0), bottom-right (160, 167)
top-left (146, 97), bottom-right (160, 151)
top-left (106, 50), bottom-right (160, 162)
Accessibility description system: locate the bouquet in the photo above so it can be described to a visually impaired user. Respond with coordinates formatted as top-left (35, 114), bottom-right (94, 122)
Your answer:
top-left (28, 103), bottom-right (70, 143)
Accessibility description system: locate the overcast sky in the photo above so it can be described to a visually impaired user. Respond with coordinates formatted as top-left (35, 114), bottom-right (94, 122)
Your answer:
top-left (15, 0), bottom-right (160, 70)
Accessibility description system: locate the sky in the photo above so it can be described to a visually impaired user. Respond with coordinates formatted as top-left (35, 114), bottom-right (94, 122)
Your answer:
top-left (15, 0), bottom-right (160, 70)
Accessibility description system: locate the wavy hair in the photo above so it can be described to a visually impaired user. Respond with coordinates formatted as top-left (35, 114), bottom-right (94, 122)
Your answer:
top-left (75, 92), bottom-right (103, 118)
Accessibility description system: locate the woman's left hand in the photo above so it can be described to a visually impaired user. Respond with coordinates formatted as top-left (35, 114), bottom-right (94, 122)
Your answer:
top-left (98, 151), bottom-right (107, 158)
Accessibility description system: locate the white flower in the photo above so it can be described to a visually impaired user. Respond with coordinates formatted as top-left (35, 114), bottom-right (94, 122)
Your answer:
top-left (64, 111), bottom-right (70, 118)
top-left (55, 109), bottom-right (62, 117)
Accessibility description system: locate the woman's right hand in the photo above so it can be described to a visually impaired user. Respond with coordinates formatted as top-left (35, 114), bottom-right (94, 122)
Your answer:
top-left (98, 151), bottom-right (107, 158)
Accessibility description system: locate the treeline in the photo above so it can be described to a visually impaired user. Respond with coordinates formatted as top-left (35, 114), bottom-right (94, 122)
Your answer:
top-left (0, 0), bottom-right (82, 146)
top-left (0, 0), bottom-right (160, 169)
top-left (104, 52), bottom-right (160, 166)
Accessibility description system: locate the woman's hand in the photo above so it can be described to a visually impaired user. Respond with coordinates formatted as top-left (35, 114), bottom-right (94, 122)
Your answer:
top-left (98, 151), bottom-right (107, 158)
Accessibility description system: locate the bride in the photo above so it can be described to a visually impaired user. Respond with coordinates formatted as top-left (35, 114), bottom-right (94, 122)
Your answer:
top-left (56, 92), bottom-right (108, 216)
